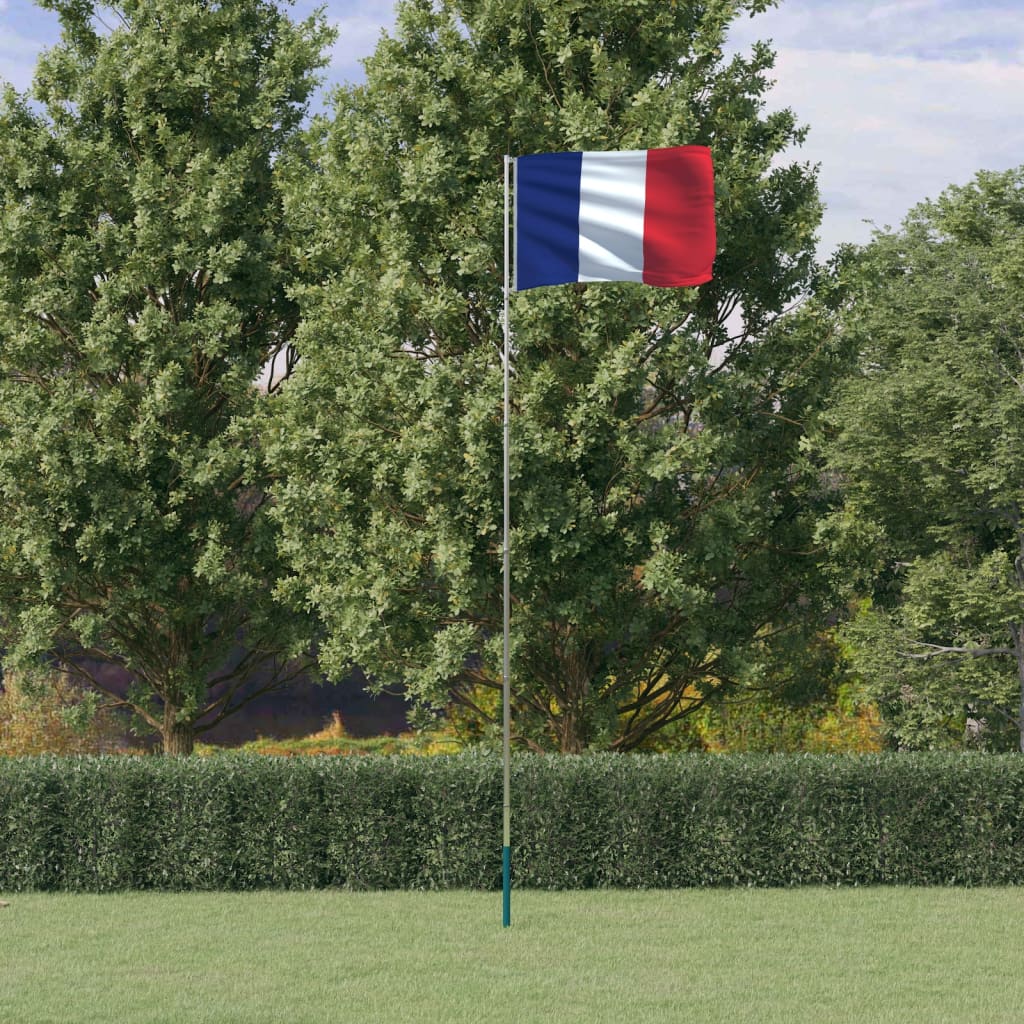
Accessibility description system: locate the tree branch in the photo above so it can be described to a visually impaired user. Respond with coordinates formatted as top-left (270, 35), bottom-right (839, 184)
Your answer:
top-left (900, 640), bottom-right (1015, 660)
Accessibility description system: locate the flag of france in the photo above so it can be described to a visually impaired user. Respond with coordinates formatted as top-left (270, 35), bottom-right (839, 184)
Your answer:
top-left (514, 145), bottom-right (716, 291)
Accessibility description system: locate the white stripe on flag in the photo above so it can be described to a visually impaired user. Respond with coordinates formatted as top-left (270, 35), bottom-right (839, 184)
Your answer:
top-left (578, 150), bottom-right (647, 283)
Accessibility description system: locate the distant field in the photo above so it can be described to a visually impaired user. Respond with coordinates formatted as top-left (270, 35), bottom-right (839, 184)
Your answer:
top-left (1, 888), bottom-right (1021, 1023)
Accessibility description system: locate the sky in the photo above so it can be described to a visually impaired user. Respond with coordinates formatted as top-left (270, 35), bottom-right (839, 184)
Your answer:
top-left (1, 0), bottom-right (1022, 258)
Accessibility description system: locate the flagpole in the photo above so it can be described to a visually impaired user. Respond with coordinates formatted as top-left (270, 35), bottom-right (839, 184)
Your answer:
top-left (501, 153), bottom-right (512, 929)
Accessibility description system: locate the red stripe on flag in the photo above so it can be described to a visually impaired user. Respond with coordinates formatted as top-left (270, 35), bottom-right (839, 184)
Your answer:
top-left (642, 146), bottom-right (716, 287)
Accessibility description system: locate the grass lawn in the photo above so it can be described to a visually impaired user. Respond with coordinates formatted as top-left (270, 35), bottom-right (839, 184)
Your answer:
top-left (1, 887), bottom-right (1021, 1023)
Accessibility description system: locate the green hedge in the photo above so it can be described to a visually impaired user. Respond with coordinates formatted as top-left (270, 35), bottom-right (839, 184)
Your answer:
top-left (2, 752), bottom-right (1024, 891)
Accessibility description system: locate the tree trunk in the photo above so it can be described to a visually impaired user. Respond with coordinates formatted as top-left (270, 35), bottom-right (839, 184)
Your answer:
top-left (964, 704), bottom-right (987, 748)
top-left (558, 714), bottom-right (585, 754)
top-left (1014, 532), bottom-right (1024, 753)
top-left (162, 712), bottom-right (195, 756)
top-left (1014, 625), bottom-right (1024, 755)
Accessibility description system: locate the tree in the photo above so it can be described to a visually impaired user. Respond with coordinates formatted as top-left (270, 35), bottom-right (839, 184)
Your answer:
top-left (269, 0), bottom-right (844, 752)
top-left (820, 167), bottom-right (1024, 751)
top-left (0, 0), bottom-right (332, 754)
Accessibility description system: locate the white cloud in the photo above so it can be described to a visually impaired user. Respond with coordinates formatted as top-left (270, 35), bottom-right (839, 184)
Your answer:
top-left (329, 15), bottom-right (386, 80)
top-left (758, 47), bottom-right (1024, 256)
top-left (730, 0), bottom-right (1024, 63)
top-left (0, 0), bottom-right (63, 92)
top-left (328, 2), bottom-right (396, 83)
top-left (724, 2), bottom-right (1024, 257)
top-left (0, 29), bottom-right (45, 92)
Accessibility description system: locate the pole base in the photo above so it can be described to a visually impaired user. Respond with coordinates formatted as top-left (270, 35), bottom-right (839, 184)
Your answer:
top-left (502, 846), bottom-right (511, 928)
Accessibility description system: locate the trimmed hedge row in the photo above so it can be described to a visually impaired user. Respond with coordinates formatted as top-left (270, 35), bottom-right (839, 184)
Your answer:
top-left (2, 752), bottom-right (1024, 891)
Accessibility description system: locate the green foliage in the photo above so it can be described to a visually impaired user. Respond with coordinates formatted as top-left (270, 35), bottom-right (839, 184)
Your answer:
top-left (647, 683), bottom-right (883, 754)
top-left (0, 668), bottom-right (122, 755)
top-left (0, 1), bottom-right (333, 753)
top-left (820, 166), bottom-right (1024, 750)
top-left (268, 0), bottom-right (845, 753)
top-left (625, 630), bottom-right (884, 753)
top-left (4, 752), bottom-right (1024, 891)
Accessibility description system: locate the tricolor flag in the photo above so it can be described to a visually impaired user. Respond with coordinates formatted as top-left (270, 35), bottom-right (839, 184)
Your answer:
top-left (514, 145), bottom-right (716, 291)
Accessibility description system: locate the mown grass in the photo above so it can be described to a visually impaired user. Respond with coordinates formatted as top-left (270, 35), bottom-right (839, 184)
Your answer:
top-left (1, 888), bottom-right (1022, 1023)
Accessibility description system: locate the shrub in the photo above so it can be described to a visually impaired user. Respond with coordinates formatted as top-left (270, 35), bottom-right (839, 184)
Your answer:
top-left (1, 752), bottom-right (1023, 892)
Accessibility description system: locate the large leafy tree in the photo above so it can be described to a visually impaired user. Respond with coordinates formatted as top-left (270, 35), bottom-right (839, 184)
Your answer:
top-left (0, 0), bottom-right (332, 753)
top-left (270, 0), bottom-right (843, 752)
top-left (821, 167), bottom-right (1024, 751)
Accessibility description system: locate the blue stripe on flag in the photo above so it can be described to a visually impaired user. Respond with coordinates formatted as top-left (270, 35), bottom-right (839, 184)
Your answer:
top-left (515, 152), bottom-right (582, 290)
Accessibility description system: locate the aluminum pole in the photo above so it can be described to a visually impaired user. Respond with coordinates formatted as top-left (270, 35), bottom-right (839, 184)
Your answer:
top-left (502, 154), bottom-right (512, 929)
